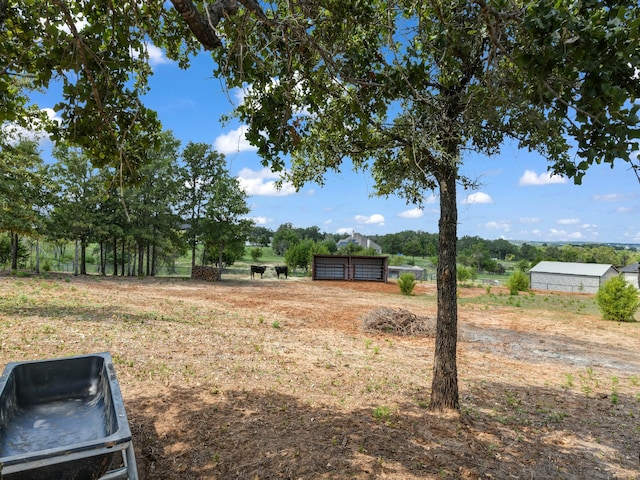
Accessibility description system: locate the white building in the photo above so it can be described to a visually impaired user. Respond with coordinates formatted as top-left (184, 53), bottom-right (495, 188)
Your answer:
top-left (620, 262), bottom-right (640, 289)
top-left (529, 261), bottom-right (618, 294)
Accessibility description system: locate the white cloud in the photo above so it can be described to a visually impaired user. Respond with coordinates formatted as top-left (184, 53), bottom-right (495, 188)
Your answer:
top-left (548, 228), bottom-right (584, 241)
top-left (57, 17), bottom-right (89, 35)
top-left (485, 220), bottom-right (511, 231)
top-left (214, 126), bottom-right (257, 154)
top-left (230, 86), bottom-right (250, 106)
top-left (617, 206), bottom-right (633, 213)
top-left (398, 207), bottom-right (424, 219)
top-left (237, 167), bottom-right (296, 197)
top-left (593, 193), bottom-right (627, 202)
top-left (519, 217), bottom-right (541, 224)
top-left (463, 192), bottom-right (493, 205)
top-left (2, 108), bottom-right (62, 145)
top-left (424, 194), bottom-right (439, 204)
top-left (336, 227), bottom-right (354, 235)
top-left (519, 169), bottom-right (567, 186)
top-left (146, 44), bottom-right (171, 66)
top-left (355, 214), bottom-right (385, 226)
top-left (130, 42), bottom-right (171, 67)
top-left (248, 216), bottom-right (271, 225)
top-left (557, 218), bottom-right (580, 225)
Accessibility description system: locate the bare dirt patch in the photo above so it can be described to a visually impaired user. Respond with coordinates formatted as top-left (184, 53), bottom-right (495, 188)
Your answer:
top-left (0, 275), bottom-right (639, 479)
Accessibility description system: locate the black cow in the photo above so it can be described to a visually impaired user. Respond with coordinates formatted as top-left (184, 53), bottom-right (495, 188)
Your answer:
top-left (274, 266), bottom-right (288, 279)
top-left (250, 265), bottom-right (267, 279)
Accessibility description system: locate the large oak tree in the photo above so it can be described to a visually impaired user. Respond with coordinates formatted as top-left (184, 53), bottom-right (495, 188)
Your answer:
top-left (2, 0), bottom-right (639, 410)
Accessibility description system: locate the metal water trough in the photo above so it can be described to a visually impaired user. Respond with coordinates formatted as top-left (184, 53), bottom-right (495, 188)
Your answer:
top-left (0, 352), bottom-right (138, 479)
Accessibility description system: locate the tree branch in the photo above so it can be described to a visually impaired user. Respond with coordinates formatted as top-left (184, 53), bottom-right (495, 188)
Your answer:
top-left (170, 0), bottom-right (224, 50)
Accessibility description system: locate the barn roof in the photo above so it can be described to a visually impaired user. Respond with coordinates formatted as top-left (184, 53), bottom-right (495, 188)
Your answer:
top-left (530, 261), bottom-right (617, 277)
top-left (620, 262), bottom-right (640, 273)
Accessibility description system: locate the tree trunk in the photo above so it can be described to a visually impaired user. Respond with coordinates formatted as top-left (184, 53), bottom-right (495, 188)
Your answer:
top-left (74, 239), bottom-right (79, 276)
top-left (80, 241), bottom-right (86, 275)
top-left (218, 242), bottom-right (224, 279)
top-left (146, 244), bottom-right (151, 276)
top-left (35, 238), bottom-right (40, 274)
top-left (151, 244), bottom-right (157, 276)
top-left (430, 165), bottom-right (459, 411)
top-left (191, 241), bottom-right (197, 269)
top-left (121, 238), bottom-right (125, 276)
top-left (113, 237), bottom-right (118, 276)
top-left (10, 232), bottom-right (18, 270)
top-left (99, 242), bottom-right (106, 275)
top-left (138, 243), bottom-right (144, 276)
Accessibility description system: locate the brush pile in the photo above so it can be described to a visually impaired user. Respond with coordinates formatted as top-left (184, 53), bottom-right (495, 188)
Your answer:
top-left (361, 307), bottom-right (436, 336)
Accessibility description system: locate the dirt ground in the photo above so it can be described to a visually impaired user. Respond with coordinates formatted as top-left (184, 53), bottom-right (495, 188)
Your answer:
top-left (0, 274), bottom-right (639, 479)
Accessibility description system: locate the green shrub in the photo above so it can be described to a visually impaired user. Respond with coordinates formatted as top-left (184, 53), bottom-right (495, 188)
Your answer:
top-left (398, 273), bottom-right (417, 295)
top-left (250, 247), bottom-right (263, 262)
top-left (456, 266), bottom-right (478, 284)
top-left (506, 271), bottom-right (529, 295)
top-left (595, 275), bottom-right (639, 322)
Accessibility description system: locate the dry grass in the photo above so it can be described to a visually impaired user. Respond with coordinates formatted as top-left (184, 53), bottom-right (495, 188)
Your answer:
top-left (0, 274), bottom-right (639, 479)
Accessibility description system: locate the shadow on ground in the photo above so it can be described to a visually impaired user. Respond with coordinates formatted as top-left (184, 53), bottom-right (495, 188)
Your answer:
top-left (128, 381), bottom-right (639, 479)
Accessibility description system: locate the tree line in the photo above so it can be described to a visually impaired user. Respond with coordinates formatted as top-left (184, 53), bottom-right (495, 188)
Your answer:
top-left (247, 225), bottom-right (639, 274)
top-left (0, 131), bottom-right (251, 276)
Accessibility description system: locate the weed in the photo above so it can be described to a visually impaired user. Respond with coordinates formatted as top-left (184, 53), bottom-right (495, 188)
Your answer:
top-left (41, 324), bottom-right (57, 335)
top-left (629, 375), bottom-right (638, 387)
top-left (611, 376), bottom-right (620, 405)
top-left (372, 345), bottom-right (380, 355)
top-left (272, 320), bottom-right (281, 329)
top-left (364, 339), bottom-right (373, 349)
top-left (373, 405), bottom-right (392, 422)
top-left (564, 373), bottom-right (574, 389)
top-left (548, 411), bottom-right (567, 423)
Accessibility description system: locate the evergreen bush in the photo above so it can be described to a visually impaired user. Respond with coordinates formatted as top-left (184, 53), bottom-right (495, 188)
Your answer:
top-left (398, 273), bottom-right (417, 295)
top-left (595, 275), bottom-right (639, 322)
top-left (506, 271), bottom-right (529, 295)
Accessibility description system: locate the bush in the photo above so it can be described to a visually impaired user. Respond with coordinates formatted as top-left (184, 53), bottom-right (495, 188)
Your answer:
top-left (398, 273), bottom-right (417, 295)
top-left (457, 266), bottom-right (476, 284)
top-left (506, 271), bottom-right (529, 295)
top-left (250, 247), bottom-right (263, 262)
top-left (595, 275), bottom-right (639, 322)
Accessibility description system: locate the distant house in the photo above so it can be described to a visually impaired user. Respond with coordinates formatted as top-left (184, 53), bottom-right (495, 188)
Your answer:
top-left (336, 232), bottom-right (382, 254)
top-left (529, 261), bottom-right (618, 294)
top-left (620, 262), bottom-right (640, 289)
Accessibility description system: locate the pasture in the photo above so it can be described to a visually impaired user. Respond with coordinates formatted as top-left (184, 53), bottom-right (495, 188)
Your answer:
top-left (0, 274), bottom-right (638, 479)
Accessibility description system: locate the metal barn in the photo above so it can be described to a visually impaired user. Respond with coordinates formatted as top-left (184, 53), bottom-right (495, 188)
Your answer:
top-left (529, 261), bottom-right (618, 293)
top-left (620, 262), bottom-right (640, 289)
top-left (312, 255), bottom-right (388, 282)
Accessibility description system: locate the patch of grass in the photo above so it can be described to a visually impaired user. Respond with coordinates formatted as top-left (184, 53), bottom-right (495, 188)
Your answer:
top-left (373, 405), bottom-right (392, 422)
top-left (459, 291), bottom-right (599, 316)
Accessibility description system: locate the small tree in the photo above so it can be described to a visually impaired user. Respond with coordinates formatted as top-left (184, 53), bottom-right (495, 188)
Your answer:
top-left (398, 273), bottom-right (417, 296)
top-left (457, 266), bottom-right (476, 285)
top-left (596, 276), bottom-right (639, 322)
top-left (506, 271), bottom-right (530, 295)
top-left (250, 247), bottom-right (263, 263)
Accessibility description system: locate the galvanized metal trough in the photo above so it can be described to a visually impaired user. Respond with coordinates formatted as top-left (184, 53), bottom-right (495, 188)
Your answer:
top-left (0, 352), bottom-right (138, 479)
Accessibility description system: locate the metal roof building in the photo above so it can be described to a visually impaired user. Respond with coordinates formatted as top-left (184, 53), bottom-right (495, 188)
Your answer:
top-left (312, 255), bottom-right (388, 282)
top-left (529, 261), bottom-right (618, 293)
top-left (620, 262), bottom-right (640, 289)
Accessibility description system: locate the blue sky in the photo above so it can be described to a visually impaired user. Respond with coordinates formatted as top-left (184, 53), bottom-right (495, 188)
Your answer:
top-left (27, 49), bottom-right (640, 244)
